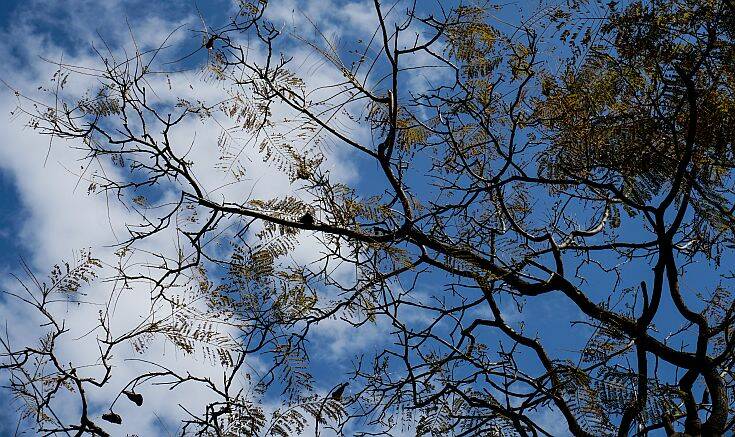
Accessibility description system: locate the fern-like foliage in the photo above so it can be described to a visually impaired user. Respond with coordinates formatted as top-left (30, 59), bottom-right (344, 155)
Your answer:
top-left (554, 361), bottom-right (616, 436)
top-left (45, 248), bottom-right (102, 296)
top-left (595, 366), bottom-right (682, 425)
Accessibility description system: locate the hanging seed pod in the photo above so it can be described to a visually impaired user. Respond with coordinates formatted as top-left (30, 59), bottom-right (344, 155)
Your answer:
top-left (102, 412), bottom-right (122, 424)
top-left (123, 390), bottom-right (144, 406)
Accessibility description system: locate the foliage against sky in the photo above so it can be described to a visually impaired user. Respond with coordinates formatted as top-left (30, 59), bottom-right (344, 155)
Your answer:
top-left (1, 0), bottom-right (735, 436)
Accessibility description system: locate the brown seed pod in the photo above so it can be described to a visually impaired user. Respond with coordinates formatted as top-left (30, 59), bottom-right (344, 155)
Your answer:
top-left (123, 390), bottom-right (144, 406)
top-left (101, 412), bottom-right (122, 424)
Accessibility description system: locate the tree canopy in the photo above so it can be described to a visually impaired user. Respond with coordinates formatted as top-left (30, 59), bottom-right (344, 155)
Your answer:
top-left (3, 0), bottom-right (735, 435)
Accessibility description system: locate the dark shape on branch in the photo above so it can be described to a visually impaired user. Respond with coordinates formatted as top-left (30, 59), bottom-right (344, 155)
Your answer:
top-left (205, 35), bottom-right (217, 50)
top-left (299, 212), bottom-right (314, 226)
top-left (101, 412), bottom-right (122, 425)
top-left (331, 382), bottom-right (348, 401)
top-left (123, 390), bottom-right (143, 406)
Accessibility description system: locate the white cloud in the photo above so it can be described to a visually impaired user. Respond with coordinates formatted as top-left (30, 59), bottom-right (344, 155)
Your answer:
top-left (265, 0), bottom-right (377, 38)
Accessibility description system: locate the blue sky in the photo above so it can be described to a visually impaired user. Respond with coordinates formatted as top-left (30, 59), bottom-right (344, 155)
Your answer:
top-left (0, 2), bottom-right (29, 270)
